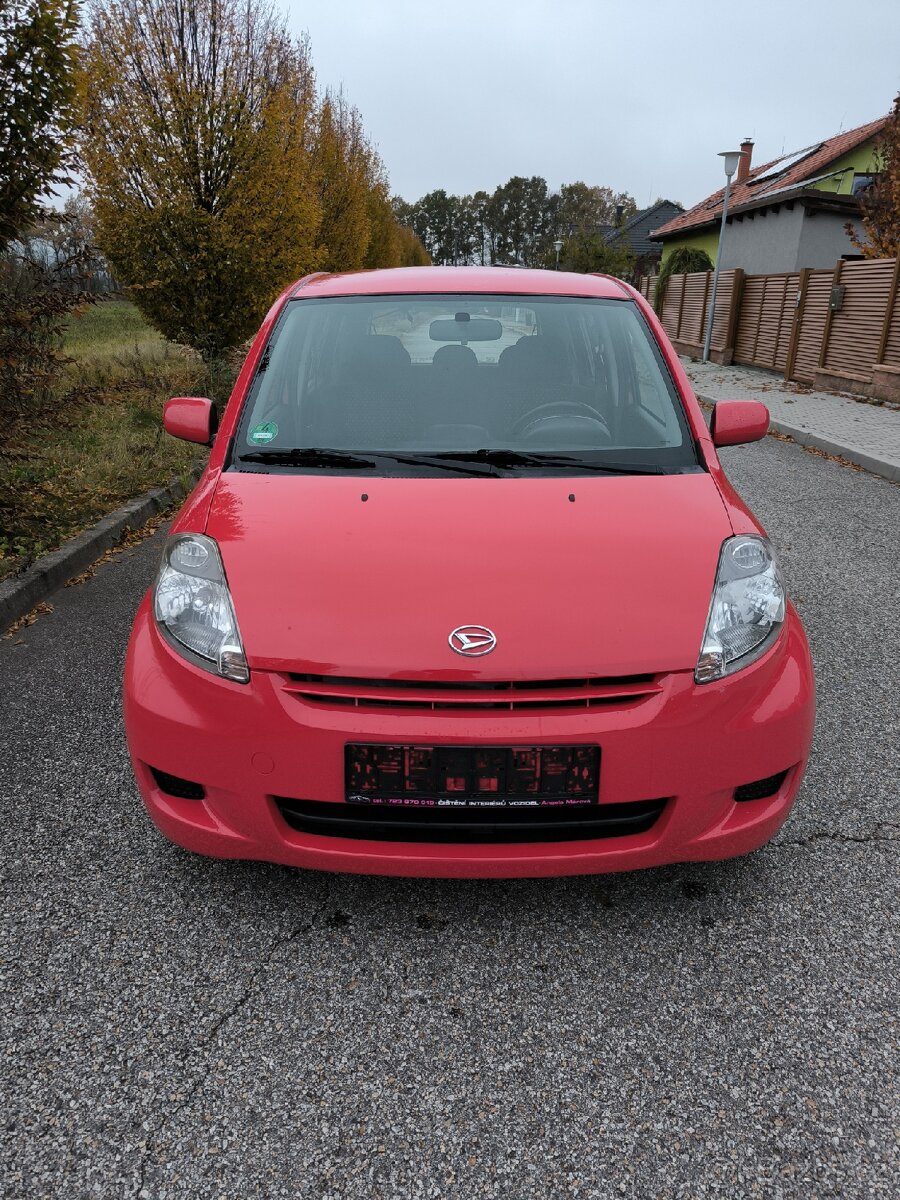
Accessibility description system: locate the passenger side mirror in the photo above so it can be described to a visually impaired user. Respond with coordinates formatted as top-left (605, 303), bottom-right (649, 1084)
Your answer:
top-left (163, 396), bottom-right (218, 446)
top-left (711, 400), bottom-right (769, 447)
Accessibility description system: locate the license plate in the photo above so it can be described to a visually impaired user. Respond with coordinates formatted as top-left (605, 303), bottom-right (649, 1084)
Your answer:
top-left (345, 744), bottom-right (600, 807)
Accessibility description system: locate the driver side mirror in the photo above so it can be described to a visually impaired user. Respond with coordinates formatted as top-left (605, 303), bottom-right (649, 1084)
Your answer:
top-left (711, 400), bottom-right (769, 447)
top-left (163, 396), bottom-right (218, 446)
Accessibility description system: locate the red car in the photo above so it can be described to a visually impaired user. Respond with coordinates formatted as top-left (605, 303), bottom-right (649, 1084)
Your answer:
top-left (124, 267), bottom-right (815, 878)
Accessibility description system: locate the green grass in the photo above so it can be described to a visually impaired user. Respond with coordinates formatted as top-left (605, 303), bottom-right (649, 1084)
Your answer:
top-left (62, 299), bottom-right (165, 357)
top-left (0, 299), bottom-right (234, 582)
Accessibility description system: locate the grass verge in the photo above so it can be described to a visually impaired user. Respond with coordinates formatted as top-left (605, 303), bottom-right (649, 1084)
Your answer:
top-left (0, 299), bottom-right (235, 581)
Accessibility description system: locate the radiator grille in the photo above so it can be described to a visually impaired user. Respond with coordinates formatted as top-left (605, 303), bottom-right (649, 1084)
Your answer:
top-left (282, 673), bottom-right (661, 712)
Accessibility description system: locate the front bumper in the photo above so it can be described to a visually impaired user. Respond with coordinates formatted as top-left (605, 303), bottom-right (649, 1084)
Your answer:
top-left (123, 601), bottom-right (815, 878)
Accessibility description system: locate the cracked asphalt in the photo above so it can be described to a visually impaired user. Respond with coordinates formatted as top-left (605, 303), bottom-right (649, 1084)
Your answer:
top-left (1, 436), bottom-right (898, 1199)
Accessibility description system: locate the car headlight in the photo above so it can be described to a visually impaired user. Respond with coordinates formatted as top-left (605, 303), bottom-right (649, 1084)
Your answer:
top-left (695, 535), bottom-right (785, 684)
top-left (153, 534), bottom-right (249, 683)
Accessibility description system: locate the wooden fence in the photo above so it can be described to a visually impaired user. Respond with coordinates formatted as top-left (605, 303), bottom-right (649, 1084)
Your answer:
top-left (637, 256), bottom-right (900, 401)
top-left (637, 269), bottom-right (742, 363)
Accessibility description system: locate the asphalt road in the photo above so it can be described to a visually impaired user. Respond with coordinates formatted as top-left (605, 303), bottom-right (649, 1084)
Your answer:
top-left (1, 437), bottom-right (898, 1199)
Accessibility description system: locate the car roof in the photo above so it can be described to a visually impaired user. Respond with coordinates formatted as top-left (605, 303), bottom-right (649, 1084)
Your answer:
top-left (290, 265), bottom-right (630, 300)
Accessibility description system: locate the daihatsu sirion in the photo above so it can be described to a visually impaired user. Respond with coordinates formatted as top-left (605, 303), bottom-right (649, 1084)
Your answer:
top-left (123, 267), bottom-right (815, 878)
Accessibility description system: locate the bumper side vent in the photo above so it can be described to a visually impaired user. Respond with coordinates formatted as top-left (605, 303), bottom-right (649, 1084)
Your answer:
top-left (734, 770), bottom-right (789, 803)
top-left (149, 767), bottom-right (206, 801)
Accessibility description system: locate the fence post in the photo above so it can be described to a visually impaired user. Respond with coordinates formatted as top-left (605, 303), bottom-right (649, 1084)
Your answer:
top-left (725, 268), bottom-right (744, 361)
top-left (699, 271), bottom-right (712, 348)
top-left (773, 276), bottom-right (788, 368)
top-left (752, 275), bottom-right (767, 363)
top-left (784, 268), bottom-right (811, 381)
top-left (675, 273), bottom-right (687, 341)
top-left (818, 258), bottom-right (844, 371)
top-left (875, 257), bottom-right (900, 366)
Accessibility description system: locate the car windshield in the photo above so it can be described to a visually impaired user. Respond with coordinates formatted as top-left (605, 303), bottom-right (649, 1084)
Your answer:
top-left (233, 293), bottom-right (699, 475)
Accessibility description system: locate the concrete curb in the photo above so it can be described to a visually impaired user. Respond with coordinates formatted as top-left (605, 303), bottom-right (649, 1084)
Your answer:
top-left (695, 393), bottom-right (900, 485)
top-left (0, 466), bottom-right (202, 634)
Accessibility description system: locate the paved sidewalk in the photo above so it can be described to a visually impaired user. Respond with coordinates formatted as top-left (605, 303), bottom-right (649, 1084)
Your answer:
top-left (683, 359), bottom-right (900, 483)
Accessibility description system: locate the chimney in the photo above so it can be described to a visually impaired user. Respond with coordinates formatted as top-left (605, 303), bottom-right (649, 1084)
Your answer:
top-left (737, 138), bottom-right (754, 183)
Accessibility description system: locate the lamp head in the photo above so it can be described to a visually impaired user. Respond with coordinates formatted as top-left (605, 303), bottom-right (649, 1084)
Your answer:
top-left (719, 150), bottom-right (744, 179)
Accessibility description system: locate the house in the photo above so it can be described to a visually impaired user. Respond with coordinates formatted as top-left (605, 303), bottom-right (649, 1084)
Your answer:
top-left (650, 117), bottom-right (888, 274)
top-left (603, 200), bottom-right (684, 276)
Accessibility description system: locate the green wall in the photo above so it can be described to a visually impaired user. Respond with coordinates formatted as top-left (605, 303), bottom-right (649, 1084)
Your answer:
top-left (659, 228), bottom-right (720, 267)
top-left (807, 138), bottom-right (880, 194)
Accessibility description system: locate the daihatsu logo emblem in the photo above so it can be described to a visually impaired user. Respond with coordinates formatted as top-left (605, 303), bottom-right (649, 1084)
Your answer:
top-left (449, 625), bottom-right (497, 657)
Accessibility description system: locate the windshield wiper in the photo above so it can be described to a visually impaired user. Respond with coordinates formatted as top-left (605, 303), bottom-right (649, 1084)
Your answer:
top-left (236, 446), bottom-right (665, 476)
top-left (237, 447), bottom-right (379, 469)
top-left (373, 452), bottom-right (497, 477)
top-left (431, 450), bottom-right (666, 474)
top-left (235, 447), bottom-right (495, 475)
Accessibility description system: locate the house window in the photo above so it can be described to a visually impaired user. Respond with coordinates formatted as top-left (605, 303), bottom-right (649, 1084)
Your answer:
top-left (851, 173), bottom-right (877, 195)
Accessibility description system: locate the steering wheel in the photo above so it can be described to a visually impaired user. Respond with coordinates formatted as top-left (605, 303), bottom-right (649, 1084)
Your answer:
top-left (511, 400), bottom-right (609, 437)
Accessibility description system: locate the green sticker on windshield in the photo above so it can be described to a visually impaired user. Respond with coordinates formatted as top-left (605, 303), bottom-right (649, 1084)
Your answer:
top-left (249, 421), bottom-right (278, 445)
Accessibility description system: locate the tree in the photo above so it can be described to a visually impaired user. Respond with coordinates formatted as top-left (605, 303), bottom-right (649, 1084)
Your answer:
top-left (654, 246), bottom-right (713, 315)
top-left (80, 0), bottom-right (322, 357)
top-left (28, 192), bottom-right (109, 291)
top-left (363, 181), bottom-right (398, 269)
top-left (488, 176), bottom-right (556, 266)
top-left (392, 177), bottom-right (639, 268)
top-left (558, 233), bottom-right (633, 278)
top-left (405, 189), bottom-right (455, 264)
top-left (391, 194), bottom-right (415, 225)
top-left (846, 93), bottom-right (900, 259)
top-left (0, 0), bottom-right (80, 252)
top-left (471, 190), bottom-right (492, 264)
top-left (395, 223), bottom-right (430, 266)
top-left (315, 91), bottom-right (374, 273)
top-left (556, 182), bottom-right (637, 239)
top-left (0, 202), bottom-right (99, 409)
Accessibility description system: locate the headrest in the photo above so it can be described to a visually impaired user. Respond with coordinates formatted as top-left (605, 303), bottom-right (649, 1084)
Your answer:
top-left (431, 344), bottom-right (478, 370)
top-left (341, 335), bottom-right (411, 374)
top-left (498, 335), bottom-right (565, 377)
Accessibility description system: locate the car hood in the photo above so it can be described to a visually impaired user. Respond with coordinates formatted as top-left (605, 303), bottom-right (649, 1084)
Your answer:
top-left (206, 472), bottom-right (734, 678)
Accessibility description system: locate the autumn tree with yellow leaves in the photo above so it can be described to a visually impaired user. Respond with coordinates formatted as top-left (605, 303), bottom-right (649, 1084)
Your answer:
top-left (847, 93), bottom-right (900, 260)
top-left (314, 93), bottom-right (375, 274)
top-left (80, 0), bottom-right (426, 357)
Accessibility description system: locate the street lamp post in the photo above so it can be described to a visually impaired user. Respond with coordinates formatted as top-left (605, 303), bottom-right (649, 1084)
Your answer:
top-left (553, 239), bottom-right (563, 270)
top-left (702, 149), bottom-right (744, 363)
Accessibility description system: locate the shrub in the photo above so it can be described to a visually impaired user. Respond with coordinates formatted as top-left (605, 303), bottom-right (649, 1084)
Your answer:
top-left (654, 247), bottom-right (713, 316)
top-left (0, 230), bottom-right (96, 411)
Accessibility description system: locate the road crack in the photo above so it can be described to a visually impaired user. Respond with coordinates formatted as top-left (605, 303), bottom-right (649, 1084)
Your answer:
top-left (771, 824), bottom-right (900, 852)
top-left (133, 901), bottom-right (328, 1198)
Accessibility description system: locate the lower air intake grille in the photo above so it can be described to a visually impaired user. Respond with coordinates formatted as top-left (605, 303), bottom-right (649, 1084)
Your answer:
top-left (733, 770), bottom-right (789, 803)
top-left (273, 796), bottom-right (667, 845)
top-left (149, 767), bottom-right (206, 800)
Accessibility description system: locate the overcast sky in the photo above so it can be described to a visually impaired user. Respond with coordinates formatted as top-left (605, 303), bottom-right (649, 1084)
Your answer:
top-left (286, 0), bottom-right (900, 210)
